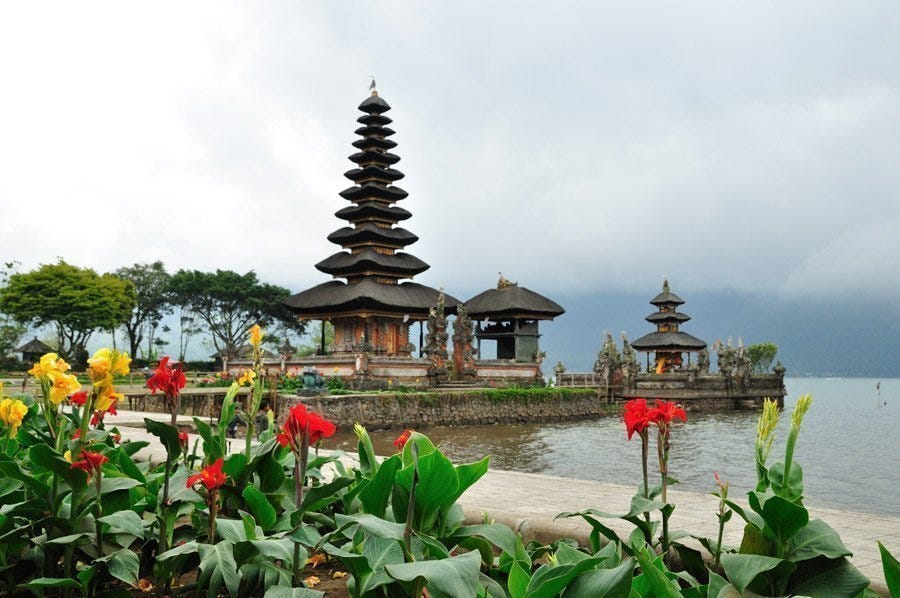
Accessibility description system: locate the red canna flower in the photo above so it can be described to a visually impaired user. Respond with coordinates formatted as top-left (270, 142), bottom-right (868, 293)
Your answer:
top-left (276, 404), bottom-right (335, 454)
top-left (650, 400), bottom-right (687, 425)
top-left (71, 450), bottom-right (108, 481)
top-left (111, 433), bottom-right (122, 444)
top-left (72, 429), bottom-right (81, 440)
top-left (178, 431), bottom-right (189, 449)
top-left (623, 398), bottom-right (654, 440)
top-left (146, 357), bottom-right (187, 401)
top-left (186, 458), bottom-right (226, 491)
top-left (393, 429), bottom-right (412, 451)
top-left (70, 391), bottom-right (88, 407)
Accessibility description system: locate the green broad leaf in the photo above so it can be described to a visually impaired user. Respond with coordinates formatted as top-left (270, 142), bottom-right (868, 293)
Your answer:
top-left (28, 444), bottom-right (72, 479)
top-left (359, 535), bottom-right (406, 595)
top-left (508, 560), bottom-right (531, 598)
top-left (99, 477), bottom-right (143, 494)
top-left (240, 561), bottom-right (292, 589)
top-left (197, 541), bottom-right (241, 597)
top-left (98, 510), bottom-right (145, 538)
top-left (164, 468), bottom-right (203, 504)
top-left (724, 499), bottom-right (766, 531)
top-left (322, 542), bottom-right (374, 582)
top-left (396, 449), bottom-right (459, 528)
top-left (288, 522), bottom-right (321, 547)
top-left (215, 518), bottom-right (248, 542)
top-left (105, 548), bottom-right (140, 586)
top-left (119, 440), bottom-right (150, 457)
top-left (359, 453), bottom-right (401, 517)
top-left (245, 538), bottom-right (297, 564)
top-left (193, 417), bottom-right (224, 462)
top-left (449, 456), bottom-right (490, 504)
top-left (706, 569), bottom-right (729, 597)
top-left (400, 431), bottom-right (437, 466)
top-left (738, 521), bottom-right (775, 556)
top-left (748, 491), bottom-right (809, 547)
top-left (561, 557), bottom-right (634, 598)
top-left (256, 451), bottom-right (285, 493)
top-left (525, 556), bottom-right (605, 598)
top-left (263, 587), bottom-right (325, 598)
top-left (879, 541), bottom-right (900, 596)
top-left (76, 565), bottom-right (98, 588)
top-left (355, 424), bottom-right (379, 477)
top-left (223, 452), bottom-right (247, 479)
top-left (242, 485), bottom-right (276, 531)
top-left (768, 460), bottom-right (804, 502)
top-left (0, 461), bottom-right (50, 496)
top-left (449, 523), bottom-right (518, 557)
top-left (116, 450), bottom-right (146, 484)
top-left (786, 555), bottom-right (870, 597)
top-left (301, 476), bottom-right (355, 513)
top-left (386, 550), bottom-right (482, 598)
top-left (240, 511), bottom-right (258, 541)
top-left (335, 513), bottom-right (406, 541)
top-left (19, 577), bottom-right (82, 590)
top-left (554, 542), bottom-right (593, 565)
top-left (46, 532), bottom-right (91, 545)
top-left (631, 544), bottom-right (681, 598)
top-left (157, 540), bottom-right (200, 561)
top-left (720, 553), bottom-right (795, 593)
top-left (144, 419), bottom-right (182, 460)
top-left (785, 518), bottom-right (851, 562)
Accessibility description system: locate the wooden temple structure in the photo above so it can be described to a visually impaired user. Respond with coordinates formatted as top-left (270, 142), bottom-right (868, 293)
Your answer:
top-left (235, 87), bottom-right (564, 388)
top-left (630, 280), bottom-right (706, 373)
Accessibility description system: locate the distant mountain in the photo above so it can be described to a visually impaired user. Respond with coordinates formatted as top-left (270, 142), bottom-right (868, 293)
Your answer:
top-left (535, 290), bottom-right (900, 378)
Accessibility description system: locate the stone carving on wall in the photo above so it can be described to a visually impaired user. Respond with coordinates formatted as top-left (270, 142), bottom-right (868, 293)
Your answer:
top-left (698, 347), bottom-right (710, 373)
top-left (620, 332), bottom-right (640, 387)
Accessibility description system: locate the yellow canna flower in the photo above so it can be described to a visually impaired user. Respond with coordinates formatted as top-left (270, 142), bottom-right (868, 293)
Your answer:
top-left (249, 324), bottom-right (262, 350)
top-left (0, 398), bottom-right (29, 438)
top-left (95, 386), bottom-right (123, 412)
top-left (64, 450), bottom-right (72, 463)
top-left (47, 371), bottom-right (81, 405)
top-left (29, 353), bottom-right (71, 379)
top-left (87, 348), bottom-right (131, 385)
top-left (238, 369), bottom-right (256, 386)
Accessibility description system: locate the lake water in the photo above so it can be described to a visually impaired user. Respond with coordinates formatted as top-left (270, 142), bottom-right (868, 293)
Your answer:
top-left (326, 377), bottom-right (900, 516)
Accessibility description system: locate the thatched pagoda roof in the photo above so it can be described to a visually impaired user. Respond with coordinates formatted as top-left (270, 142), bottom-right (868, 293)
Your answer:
top-left (465, 282), bottom-right (564, 320)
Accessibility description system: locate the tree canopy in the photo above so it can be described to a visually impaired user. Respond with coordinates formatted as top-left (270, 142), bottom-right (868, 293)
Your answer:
top-left (0, 261), bottom-right (135, 361)
top-left (113, 261), bottom-right (173, 359)
top-left (747, 342), bottom-right (778, 373)
top-left (168, 269), bottom-right (304, 357)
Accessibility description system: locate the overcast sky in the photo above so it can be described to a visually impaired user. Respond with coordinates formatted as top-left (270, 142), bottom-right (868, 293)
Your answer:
top-left (2, 1), bottom-right (898, 306)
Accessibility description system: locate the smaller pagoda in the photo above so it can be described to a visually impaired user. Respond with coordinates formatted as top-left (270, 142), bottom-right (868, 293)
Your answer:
top-left (630, 280), bottom-right (706, 373)
top-left (465, 276), bottom-right (564, 367)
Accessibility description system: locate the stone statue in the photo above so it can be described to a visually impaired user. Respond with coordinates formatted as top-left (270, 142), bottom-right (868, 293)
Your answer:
top-left (593, 331), bottom-right (621, 385)
top-left (698, 347), bottom-right (710, 373)
top-left (620, 332), bottom-right (639, 387)
top-left (451, 304), bottom-right (477, 380)
top-left (425, 295), bottom-right (449, 382)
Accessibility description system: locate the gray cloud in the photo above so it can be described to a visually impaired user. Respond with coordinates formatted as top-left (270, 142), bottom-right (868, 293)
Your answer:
top-left (1, 1), bottom-right (898, 305)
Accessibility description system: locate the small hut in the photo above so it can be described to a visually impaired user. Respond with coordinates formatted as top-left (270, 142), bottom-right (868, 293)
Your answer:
top-left (15, 337), bottom-right (53, 364)
top-left (630, 280), bottom-right (706, 373)
top-left (465, 277), bottom-right (564, 362)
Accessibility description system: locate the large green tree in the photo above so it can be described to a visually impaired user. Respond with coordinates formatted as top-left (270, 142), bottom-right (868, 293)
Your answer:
top-left (113, 261), bottom-right (173, 360)
top-left (0, 262), bottom-right (26, 358)
top-left (747, 342), bottom-right (778, 373)
top-left (168, 269), bottom-right (304, 358)
top-left (0, 261), bottom-right (136, 361)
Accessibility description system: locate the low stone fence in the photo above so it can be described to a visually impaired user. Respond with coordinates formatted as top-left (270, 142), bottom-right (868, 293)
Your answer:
top-left (280, 388), bottom-right (611, 430)
top-left (120, 387), bottom-right (252, 418)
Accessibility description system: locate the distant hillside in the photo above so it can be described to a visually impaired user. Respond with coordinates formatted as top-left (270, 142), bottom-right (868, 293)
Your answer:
top-left (534, 290), bottom-right (900, 378)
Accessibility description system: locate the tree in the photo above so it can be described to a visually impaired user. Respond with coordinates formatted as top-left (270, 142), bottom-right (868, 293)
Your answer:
top-left (0, 261), bottom-right (136, 361)
top-left (113, 261), bottom-right (173, 359)
top-left (297, 321), bottom-right (334, 357)
top-left (747, 342), bottom-right (778, 373)
top-left (0, 263), bottom-right (26, 358)
top-left (168, 269), bottom-right (304, 358)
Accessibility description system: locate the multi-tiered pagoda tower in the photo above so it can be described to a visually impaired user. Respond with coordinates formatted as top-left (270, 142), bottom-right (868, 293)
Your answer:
top-left (285, 90), bottom-right (457, 357)
top-left (631, 279), bottom-right (706, 373)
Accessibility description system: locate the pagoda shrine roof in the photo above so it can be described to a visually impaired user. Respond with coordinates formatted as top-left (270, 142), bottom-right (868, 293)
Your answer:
top-left (645, 311), bottom-right (691, 324)
top-left (285, 278), bottom-right (459, 318)
top-left (650, 279), bottom-right (684, 306)
top-left (465, 282), bottom-right (564, 320)
top-left (630, 331), bottom-right (707, 352)
top-left (15, 337), bottom-right (53, 354)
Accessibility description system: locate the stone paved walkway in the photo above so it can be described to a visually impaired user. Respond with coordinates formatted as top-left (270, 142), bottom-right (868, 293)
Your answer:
top-left (111, 412), bottom-right (896, 594)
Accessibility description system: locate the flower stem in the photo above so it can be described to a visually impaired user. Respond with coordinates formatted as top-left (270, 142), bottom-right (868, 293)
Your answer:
top-left (292, 424), bottom-right (310, 587)
top-left (640, 431), bottom-right (651, 545)
top-left (208, 491), bottom-right (218, 543)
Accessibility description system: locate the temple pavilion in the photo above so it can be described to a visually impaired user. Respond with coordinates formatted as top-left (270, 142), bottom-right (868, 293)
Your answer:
top-left (630, 280), bottom-right (706, 373)
top-left (284, 90), bottom-right (458, 358)
top-left (465, 276), bottom-right (564, 363)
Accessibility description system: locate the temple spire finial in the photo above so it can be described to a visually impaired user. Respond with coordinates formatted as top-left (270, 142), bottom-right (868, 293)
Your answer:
top-left (369, 76), bottom-right (377, 96)
top-left (662, 278), bottom-right (670, 293)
